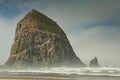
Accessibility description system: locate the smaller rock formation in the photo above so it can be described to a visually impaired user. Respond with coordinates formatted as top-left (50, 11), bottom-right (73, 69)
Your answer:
top-left (89, 57), bottom-right (99, 67)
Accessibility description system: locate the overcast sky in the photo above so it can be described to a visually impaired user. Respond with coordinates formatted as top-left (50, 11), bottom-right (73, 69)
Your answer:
top-left (0, 0), bottom-right (120, 66)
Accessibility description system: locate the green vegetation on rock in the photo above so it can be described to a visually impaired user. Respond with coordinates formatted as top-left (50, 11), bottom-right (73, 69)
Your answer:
top-left (26, 9), bottom-right (60, 34)
top-left (36, 23), bottom-right (59, 34)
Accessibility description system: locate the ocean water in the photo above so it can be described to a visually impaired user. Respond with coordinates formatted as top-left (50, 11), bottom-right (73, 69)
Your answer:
top-left (0, 67), bottom-right (120, 80)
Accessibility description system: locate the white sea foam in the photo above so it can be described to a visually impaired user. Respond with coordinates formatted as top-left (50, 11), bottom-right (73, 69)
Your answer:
top-left (1, 67), bottom-right (120, 77)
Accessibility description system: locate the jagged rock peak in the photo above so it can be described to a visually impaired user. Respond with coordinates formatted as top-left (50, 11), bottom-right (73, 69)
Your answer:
top-left (15, 9), bottom-right (65, 36)
top-left (30, 9), bottom-right (39, 13)
top-left (89, 57), bottom-right (99, 67)
top-left (24, 9), bottom-right (46, 19)
top-left (23, 9), bottom-right (55, 24)
top-left (5, 9), bottom-right (84, 68)
top-left (28, 9), bottom-right (39, 14)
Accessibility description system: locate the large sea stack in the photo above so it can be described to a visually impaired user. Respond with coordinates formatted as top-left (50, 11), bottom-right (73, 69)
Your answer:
top-left (5, 9), bottom-right (84, 67)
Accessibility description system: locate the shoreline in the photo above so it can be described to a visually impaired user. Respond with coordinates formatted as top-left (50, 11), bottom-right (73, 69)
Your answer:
top-left (0, 77), bottom-right (67, 80)
top-left (0, 75), bottom-right (120, 80)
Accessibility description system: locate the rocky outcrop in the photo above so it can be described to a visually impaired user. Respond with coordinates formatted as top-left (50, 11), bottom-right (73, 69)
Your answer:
top-left (5, 9), bottom-right (84, 67)
top-left (89, 57), bottom-right (99, 67)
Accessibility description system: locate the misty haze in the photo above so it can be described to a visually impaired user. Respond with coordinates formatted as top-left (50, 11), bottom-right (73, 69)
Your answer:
top-left (0, 0), bottom-right (120, 80)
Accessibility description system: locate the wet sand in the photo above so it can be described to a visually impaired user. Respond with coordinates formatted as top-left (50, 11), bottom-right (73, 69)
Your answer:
top-left (0, 77), bottom-right (66, 80)
top-left (1, 75), bottom-right (120, 80)
top-left (1, 71), bottom-right (120, 80)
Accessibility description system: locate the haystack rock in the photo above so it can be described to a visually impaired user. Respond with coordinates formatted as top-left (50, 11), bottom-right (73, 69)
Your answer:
top-left (5, 9), bottom-right (84, 67)
top-left (89, 57), bottom-right (99, 67)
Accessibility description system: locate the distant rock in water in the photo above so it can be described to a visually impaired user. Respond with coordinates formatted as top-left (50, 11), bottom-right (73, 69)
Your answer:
top-left (5, 9), bottom-right (84, 67)
top-left (89, 57), bottom-right (99, 67)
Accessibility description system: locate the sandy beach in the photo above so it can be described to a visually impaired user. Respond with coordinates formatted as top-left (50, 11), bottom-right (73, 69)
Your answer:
top-left (1, 75), bottom-right (120, 80)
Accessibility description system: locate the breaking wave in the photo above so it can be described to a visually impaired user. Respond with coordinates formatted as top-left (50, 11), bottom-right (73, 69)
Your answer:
top-left (1, 66), bottom-right (120, 77)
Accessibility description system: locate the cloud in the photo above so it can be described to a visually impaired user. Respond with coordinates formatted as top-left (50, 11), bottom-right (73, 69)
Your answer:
top-left (0, 12), bottom-right (26, 65)
top-left (67, 25), bottom-right (120, 66)
top-left (0, 0), bottom-right (120, 66)
top-left (0, 0), bottom-right (5, 4)
top-left (0, 0), bottom-right (30, 17)
top-left (39, 0), bottom-right (120, 29)
top-left (0, 19), bottom-right (15, 64)
top-left (1, 0), bottom-right (120, 27)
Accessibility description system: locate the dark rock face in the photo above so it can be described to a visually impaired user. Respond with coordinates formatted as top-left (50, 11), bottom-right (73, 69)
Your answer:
top-left (89, 57), bottom-right (99, 67)
top-left (5, 9), bottom-right (84, 67)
